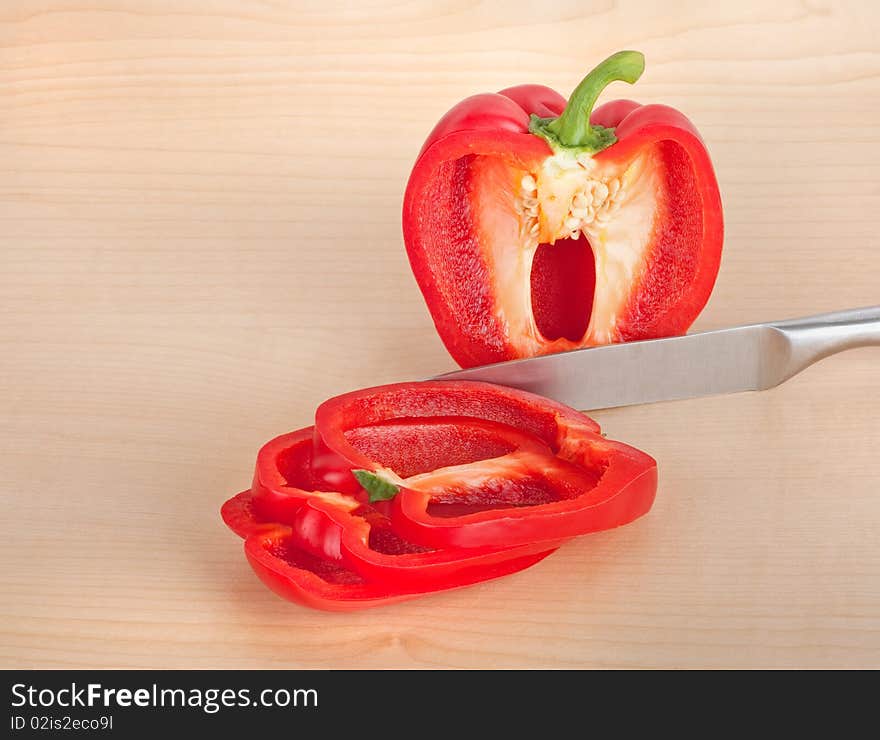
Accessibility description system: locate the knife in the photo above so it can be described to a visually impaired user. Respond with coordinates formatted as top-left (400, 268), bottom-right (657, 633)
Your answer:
top-left (436, 306), bottom-right (880, 410)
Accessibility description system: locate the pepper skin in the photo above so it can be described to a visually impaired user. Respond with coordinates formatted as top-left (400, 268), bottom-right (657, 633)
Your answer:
top-left (403, 50), bottom-right (723, 367)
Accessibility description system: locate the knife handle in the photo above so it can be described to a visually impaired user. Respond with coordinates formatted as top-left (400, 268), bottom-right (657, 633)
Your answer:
top-left (770, 305), bottom-right (880, 379)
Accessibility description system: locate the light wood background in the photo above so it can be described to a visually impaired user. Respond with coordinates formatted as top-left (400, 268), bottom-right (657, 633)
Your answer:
top-left (2, 0), bottom-right (878, 669)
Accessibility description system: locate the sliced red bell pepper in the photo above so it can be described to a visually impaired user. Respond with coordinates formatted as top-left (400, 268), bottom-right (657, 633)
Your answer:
top-left (221, 380), bottom-right (658, 611)
top-left (403, 50), bottom-right (723, 367)
top-left (311, 379), bottom-right (599, 494)
top-left (311, 381), bottom-right (657, 549)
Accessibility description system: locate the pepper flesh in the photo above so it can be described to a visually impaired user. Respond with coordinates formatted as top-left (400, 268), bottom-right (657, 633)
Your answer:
top-left (403, 50), bottom-right (723, 368)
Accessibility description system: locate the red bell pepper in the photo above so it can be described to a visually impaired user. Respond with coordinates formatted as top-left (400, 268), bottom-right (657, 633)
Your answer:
top-left (221, 381), bottom-right (658, 611)
top-left (402, 50), bottom-right (723, 367)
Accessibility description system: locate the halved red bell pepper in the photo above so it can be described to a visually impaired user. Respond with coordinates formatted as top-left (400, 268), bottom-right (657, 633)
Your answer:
top-left (403, 50), bottom-right (723, 367)
top-left (312, 381), bottom-right (657, 549)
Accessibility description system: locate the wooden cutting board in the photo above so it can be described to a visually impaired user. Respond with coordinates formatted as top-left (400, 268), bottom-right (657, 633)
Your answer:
top-left (2, 1), bottom-right (878, 668)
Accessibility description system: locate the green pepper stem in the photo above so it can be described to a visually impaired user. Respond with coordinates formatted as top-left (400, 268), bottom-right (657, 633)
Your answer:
top-left (530, 50), bottom-right (645, 154)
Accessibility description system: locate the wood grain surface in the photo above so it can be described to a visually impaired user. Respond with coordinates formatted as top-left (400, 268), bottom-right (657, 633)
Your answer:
top-left (2, 0), bottom-right (878, 669)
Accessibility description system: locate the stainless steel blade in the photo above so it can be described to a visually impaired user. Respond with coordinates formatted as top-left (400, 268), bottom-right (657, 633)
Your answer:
top-left (433, 306), bottom-right (880, 410)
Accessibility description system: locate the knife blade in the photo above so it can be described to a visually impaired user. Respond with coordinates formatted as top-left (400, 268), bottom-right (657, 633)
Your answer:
top-left (434, 306), bottom-right (880, 410)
